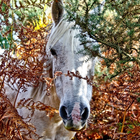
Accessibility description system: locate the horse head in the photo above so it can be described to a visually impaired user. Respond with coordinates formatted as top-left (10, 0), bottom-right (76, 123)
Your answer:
top-left (46, 0), bottom-right (97, 131)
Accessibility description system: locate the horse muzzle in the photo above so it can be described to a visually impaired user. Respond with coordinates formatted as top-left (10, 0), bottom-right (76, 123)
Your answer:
top-left (63, 119), bottom-right (87, 131)
top-left (59, 102), bottom-right (90, 131)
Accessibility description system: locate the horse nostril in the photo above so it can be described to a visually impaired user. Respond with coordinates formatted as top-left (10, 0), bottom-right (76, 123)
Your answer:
top-left (60, 106), bottom-right (68, 120)
top-left (81, 107), bottom-right (89, 121)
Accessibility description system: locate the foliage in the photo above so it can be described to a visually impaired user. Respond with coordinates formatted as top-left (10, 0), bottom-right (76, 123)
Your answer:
top-left (0, 0), bottom-right (55, 139)
top-left (74, 63), bottom-right (140, 140)
top-left (0, 92), bottom-right (39, 140)
top-left (0, 0), bottom-right (140, 140)
top-left (64, 0), bottom-right (140, 139)
top-left (0, 0), bottom-right (52, 49)
top-left (65, 0), bottom-right (140, 78)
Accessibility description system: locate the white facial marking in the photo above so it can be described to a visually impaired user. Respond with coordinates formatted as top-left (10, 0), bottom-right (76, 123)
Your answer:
top-left (71, 102), bottom-right (81, 125)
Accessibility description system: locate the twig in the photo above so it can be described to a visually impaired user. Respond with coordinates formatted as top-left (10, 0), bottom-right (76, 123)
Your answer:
top-left (120, 100), bottom-right (135, 140)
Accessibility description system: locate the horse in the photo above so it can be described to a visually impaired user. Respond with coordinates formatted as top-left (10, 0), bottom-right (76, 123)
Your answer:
top-left (2, 0), bottom-right (98, 139)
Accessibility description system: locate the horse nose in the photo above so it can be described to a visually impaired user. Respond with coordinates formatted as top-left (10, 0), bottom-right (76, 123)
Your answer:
top-left (59, 104), bottom-right (89, 131)
top-left (60, 106), bottom-right (69, 120)
top-left (81, 107), bottom-right (89, 121)
top-left (60, 105), bottom-right (89, 121)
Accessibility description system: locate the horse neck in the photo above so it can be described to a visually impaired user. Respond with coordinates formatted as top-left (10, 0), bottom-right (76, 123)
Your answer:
top-left (30, 82), bottom-right (60, 109)
top-left (29, 52), bottom-right (60, 109)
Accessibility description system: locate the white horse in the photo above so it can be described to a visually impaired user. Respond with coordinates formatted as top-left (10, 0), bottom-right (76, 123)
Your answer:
top-left (2, 0), bottom-right (98, 139)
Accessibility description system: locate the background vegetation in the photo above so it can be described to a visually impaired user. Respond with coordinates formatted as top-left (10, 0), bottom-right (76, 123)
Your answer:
top-left (65, 0), bottom-right (140, 139)
top-left (0, 0), bottom-right (140, 139)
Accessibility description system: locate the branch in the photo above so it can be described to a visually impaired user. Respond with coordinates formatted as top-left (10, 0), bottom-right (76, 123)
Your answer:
top-left (122, 50), bottom-right (140, 65)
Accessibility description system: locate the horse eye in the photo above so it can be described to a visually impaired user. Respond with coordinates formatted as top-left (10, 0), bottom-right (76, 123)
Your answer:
top-left (50, 48), bottom-right (57, 56)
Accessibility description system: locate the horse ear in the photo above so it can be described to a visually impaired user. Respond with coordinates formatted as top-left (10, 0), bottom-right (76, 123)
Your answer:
top-left (52, 0), bottom-right (64, 26)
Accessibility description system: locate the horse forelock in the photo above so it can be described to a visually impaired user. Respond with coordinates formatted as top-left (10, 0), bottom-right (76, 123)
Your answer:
top-left (46, 19), bottom-right (75, 52)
